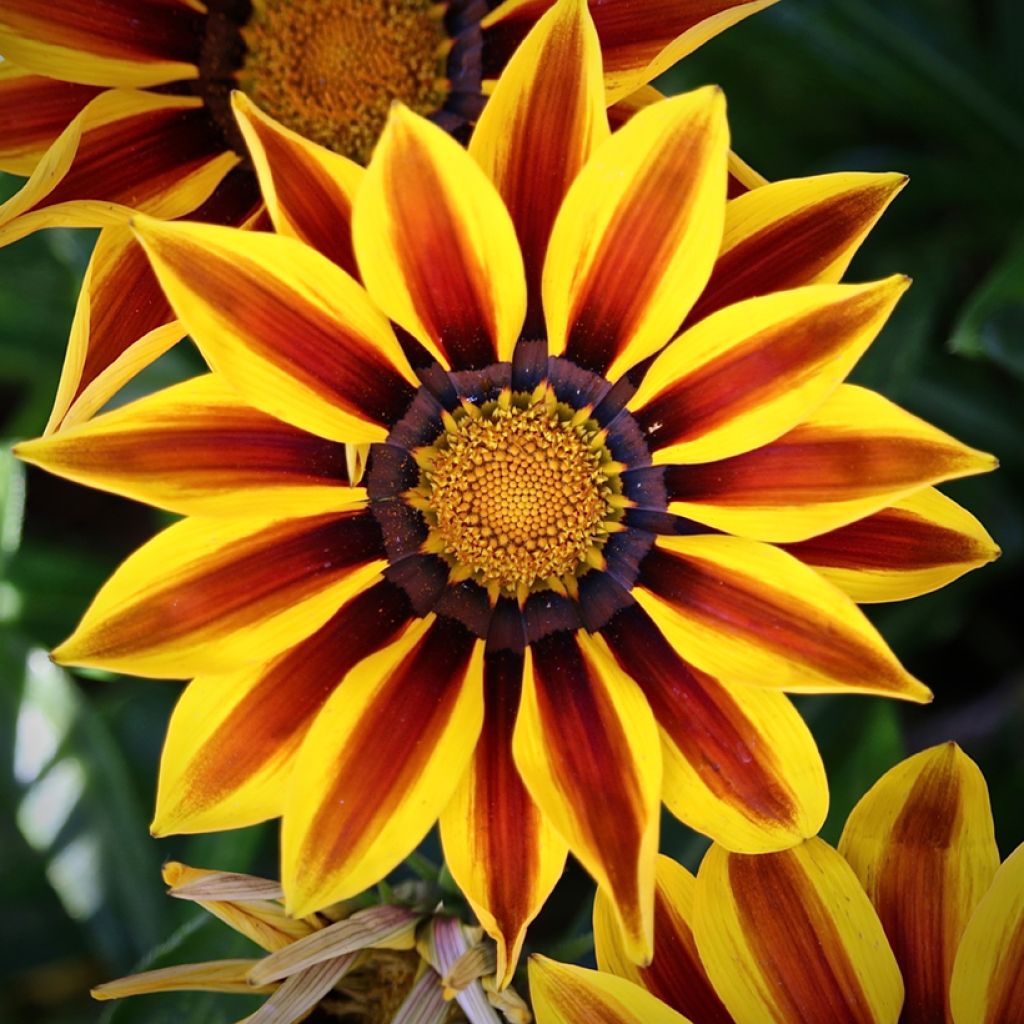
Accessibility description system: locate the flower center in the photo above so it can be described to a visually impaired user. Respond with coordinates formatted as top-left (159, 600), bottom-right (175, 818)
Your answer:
top-left (238, 0), bottom-right (449, 163)
top-left (416, 390), bottom-right (625, 596)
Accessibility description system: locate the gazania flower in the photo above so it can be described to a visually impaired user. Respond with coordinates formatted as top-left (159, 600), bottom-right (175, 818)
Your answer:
top-left (531, 743), bottom-right (1024, 1024)
top-left (0, 0), bottom-right (772, 433)
top-left (16, 0), bottom-right (997, 987)
top-left (94, 862), bottom-right (531, 1024)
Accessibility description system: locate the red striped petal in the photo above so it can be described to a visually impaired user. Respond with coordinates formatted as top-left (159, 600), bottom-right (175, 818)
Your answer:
top-left (154, 580), bottom-right (412, 835)
top-left (284, 618), bottom-right (485, 915)
top-left (440, 649), bottom-right (568, 987)
top-left (0, 65), bottom-right (101, 173)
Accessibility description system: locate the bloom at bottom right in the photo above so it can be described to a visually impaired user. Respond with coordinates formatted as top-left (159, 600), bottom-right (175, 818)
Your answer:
top-left (530, 741), bottom-right (1023, 1024)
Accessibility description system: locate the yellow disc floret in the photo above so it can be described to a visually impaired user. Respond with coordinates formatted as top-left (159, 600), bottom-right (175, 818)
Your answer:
top-left (414, 389), bottom-right (626, 598)
top-left (240, 0), bottom-right (450, 163)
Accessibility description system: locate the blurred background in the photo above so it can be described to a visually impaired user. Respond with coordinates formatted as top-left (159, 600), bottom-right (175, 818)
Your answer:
top-left (1, 0), bottom-right (1022, 1020)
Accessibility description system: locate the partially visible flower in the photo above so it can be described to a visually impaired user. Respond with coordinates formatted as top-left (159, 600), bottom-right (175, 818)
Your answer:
top-left (94, 862), bottom-right (531, 1024)
top-left (0, 0), bottom-right (773, 433)
top-left (528, 742), bottom-right (1024, 1024)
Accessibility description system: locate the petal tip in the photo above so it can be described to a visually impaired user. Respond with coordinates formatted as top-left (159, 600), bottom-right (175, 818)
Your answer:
top-left (161, 860), bottom-right (186, 887)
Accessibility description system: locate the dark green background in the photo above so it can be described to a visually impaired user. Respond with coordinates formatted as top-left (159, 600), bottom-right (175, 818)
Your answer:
top-left (1, 0), bottom-right (1022, 1020)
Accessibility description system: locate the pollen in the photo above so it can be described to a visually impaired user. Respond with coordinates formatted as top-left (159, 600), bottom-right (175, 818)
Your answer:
top-left (239, 0), bottom-right (450, 163)
top-left (417, 391), bottom-right (625, 596)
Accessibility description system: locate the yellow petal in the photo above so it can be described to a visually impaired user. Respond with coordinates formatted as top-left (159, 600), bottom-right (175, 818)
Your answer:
top-left (92, 960), bottom-right (273, 1000)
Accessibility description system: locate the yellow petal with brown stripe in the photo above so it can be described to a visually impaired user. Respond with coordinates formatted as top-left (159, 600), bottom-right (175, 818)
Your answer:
top-left (0, 0), bottom-right (200, 88)
top-left (439, 649), bottom-right (568, 988)
top-left (53, 510), bottom-right (387, 678)
top-left (513, 632), bottom-right (661, 964)
top-left (663, 384), bottom-right (997, 542)
top-left (949, 842), bottom-right (1024, 1024)
top-left (839, 743), bottom-right (1000, 1024)
top-left (92, 960), bottom-right (273, 1000)
top-left (232, 91), bottom-right (364, 278)
top-left (529, 956), bottom-right (693, 1024)
top-left (470, 0), bottom-right (608, 335)
top-left (153, 580), bottom-right (412, 836)
top-left (18, 375), bottom-right (360, 518)
top-left (630, 278), bottom-right (909, 465)
top-left (543, 85), bottom-right (728, 380)
top-left (694, 838), bottom-right (904, 1024)
top-left (783, 487), bottom-right (1000, 602)
top-left (594, 855), bottom-right (732, 1023)
top-left (636, 534), bottom-right (931, 701)
top-left (601, 603), bottom-right (827, 852)
top-left (685, 171), bottom-right (907, 326)
top-left (353, 104), bottom-right (526, 369)
top-left (283, 618), bottom-right (485, 916)
top-left (132, 215), bottom-right (417, 444)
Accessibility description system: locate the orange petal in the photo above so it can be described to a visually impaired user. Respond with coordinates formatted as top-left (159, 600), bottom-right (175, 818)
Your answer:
top-left (630, 278), bottom-right (909, 465)
top-left (0, 0), bottom-right (201, 87)
top-left (594, 855), bottom-right (732, 1023)
top-left (440, 649), bottom-right (568, 987)
top-left (544, 85), bottom-right (728, 379)
top-left (636, 534), bottom-right (931, 701)
top-left (0, 90), bottom-right (237, 246)
top-left (0, 63), bottom-right (101, 174)
top-left (694, 839), bottom-right (904, 1024)
top-left (838, 743), bottom-right (1000, 1024)
top-left (153, 580), bottom-right (412, 836)
top-left (513, 631), bottom-right (661, 964)
top-left (232, 91), bottom-right (363, 278)
top-left (283, 618), bottom-right (485, 915)
top-left (601, 603), bottom-right (826, 852)
top-left (949, 841), bottom-right (1024, 1024)
top-left (782, 486), bottom-right (1001, 602)
top-left (470, 0), bottom-right (608, 334)
top-left (53, 509), bottom-right (386, 678)
top-left (131, 215), bottom-right (417, 444)
top-left (353, 104), bottom-right (526, 369)
top-left (685, 171), bottom-right (907, 327)
top-left (662, 383), bottom-right (997, 542)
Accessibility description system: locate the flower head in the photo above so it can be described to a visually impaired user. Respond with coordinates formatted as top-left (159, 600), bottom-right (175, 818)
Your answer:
top-left (531, 742), bottom-right (1024, 1024)
top-left (16, 0), bottom-right (997, 987)
top-left (0, 0), bottom-right (775, 431)
top-left (94, 861), bottom-right (531, 1024)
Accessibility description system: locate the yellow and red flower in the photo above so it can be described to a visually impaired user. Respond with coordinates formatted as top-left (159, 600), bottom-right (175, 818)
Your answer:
top-left (531, 743), bottom-right (1023, 1024)
top-left (94, 862), bottom-right (532, 1023)
top-left (0, 0), bottom-right (773, 432)
top-left (16, 0), bottom-right (997, 988)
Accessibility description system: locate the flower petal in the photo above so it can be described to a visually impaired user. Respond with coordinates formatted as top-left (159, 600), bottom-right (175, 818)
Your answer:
top-left (0, 63), bottom-right (101, 174)
top-left (353, 104), bottom-right (526, 369)
top-left (232, 91), bottom-right (363, 277)
top-left (838, 743), bottom-right (1000, 1024)
top-left (153, 580), bottom-right (412, 835)
top-left (53, 509), bottom-right (387, 678)
top-left (636, 534), bottom-right (930, 701)
top-left (601, 603), bottom-right (827, 852)
top-left (694, 838), bottom-right (904, 1024)
top-left (440, 649), bottom-right (569, 988)
top-left (131, 215), bottom-right (417, 443)
top-left (247, 956), bottom-right (357, 1024)
top-left (283, 617), bottom-right (485, 916)
top-left (949, 842), bottom-right (1024, 1024)
top-left (528, 956), bottom-right (693, 1024)
top-left (543, 86), bottom-right (728, 379)
top-left (662, 384), bottom-right (997, 542)
top-left (470, 0), bottom-right (608, 335)
top-left (685, 171), bottom-right (907, 327)
top-left (782, 487), bottom-right (1000, 602)
top-left (91, 960), bottom-right (272, 1000)
top-left (0, 0), bottom-right (201, 88)
top-left (19, 375), bottom-right (362, 518)
top-left (630, 277), bottom-right (909, 465)
top-left (0, 90), bottom-right (237, 246)
top-left (482, 0), bottom-right (778, 104)
top-left (594, 855), bottom-right (732, 1023)
top-left (513, 631), bottom-right (661, 963)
